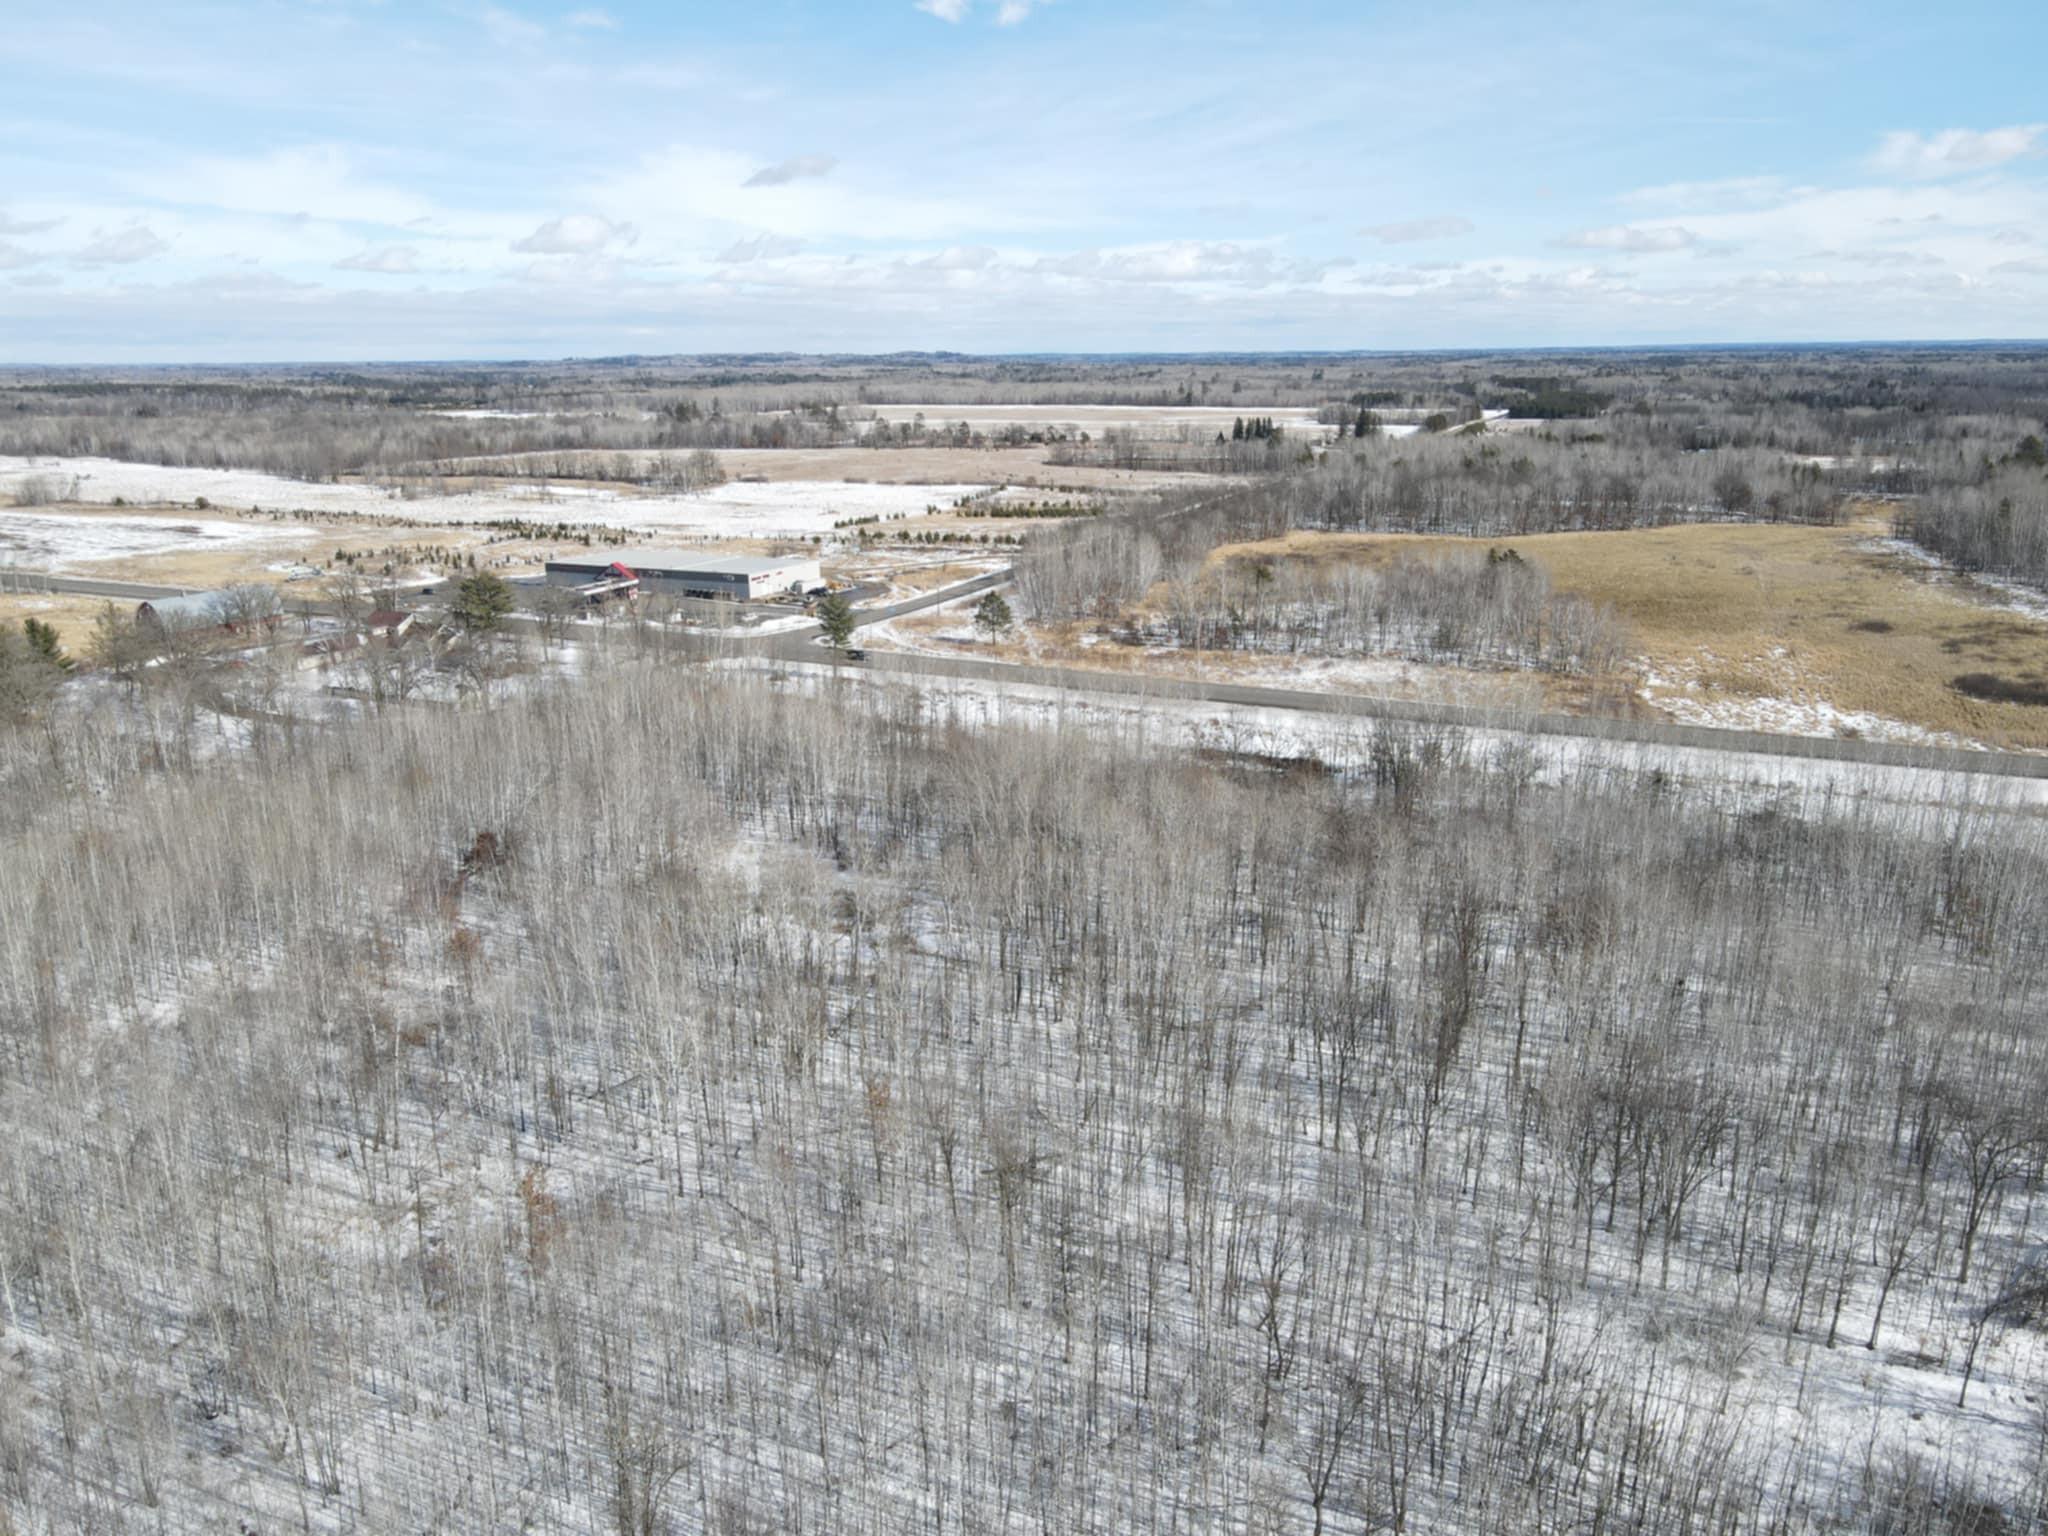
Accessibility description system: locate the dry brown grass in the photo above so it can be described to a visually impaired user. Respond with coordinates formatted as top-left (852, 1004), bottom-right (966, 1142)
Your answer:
top-left (1207, 517), bottom-right (2048, 749)
top-left (0, 594), bottom-right (111, 654)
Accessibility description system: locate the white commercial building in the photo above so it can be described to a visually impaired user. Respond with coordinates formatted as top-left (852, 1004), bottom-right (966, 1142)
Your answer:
top-left (544, 549), bottom-right (824, 602)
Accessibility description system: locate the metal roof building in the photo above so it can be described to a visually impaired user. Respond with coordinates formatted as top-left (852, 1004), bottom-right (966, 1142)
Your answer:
top-left (135, 591), bottom-right (240, 632)
top-left (544, 549), bottom-right (824, 602)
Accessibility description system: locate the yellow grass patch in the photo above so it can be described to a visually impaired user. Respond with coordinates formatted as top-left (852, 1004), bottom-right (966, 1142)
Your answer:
top-left (0, 593), bottom-right (112, 655)
top-left (1205, 520), bottom-right (2048, 750)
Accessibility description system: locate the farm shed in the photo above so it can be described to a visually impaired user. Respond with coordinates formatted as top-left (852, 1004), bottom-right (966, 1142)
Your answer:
top-left (136, 589), bottom-right (281, 636)
top-left (544, 549), bottom-right (824, 602)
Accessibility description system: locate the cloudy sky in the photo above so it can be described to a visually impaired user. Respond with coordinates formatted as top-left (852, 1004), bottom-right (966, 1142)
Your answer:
top-left (3, 0), bottom-right (2045, 361)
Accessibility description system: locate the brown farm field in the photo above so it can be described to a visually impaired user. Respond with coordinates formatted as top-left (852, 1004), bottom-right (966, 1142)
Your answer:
top-left (1201, 516), bottom-right (2048, 750)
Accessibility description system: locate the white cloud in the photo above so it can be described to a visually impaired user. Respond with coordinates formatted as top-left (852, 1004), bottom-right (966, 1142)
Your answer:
top-left (336, 245), bottom-right (422, 274)
top-left (512, 214), bottom-right (636, 254)
top-left (1556, 223), bottom-right (1699, 253)
top-left (1871, 125), bottom-right (2044, 179)
top-left (913, 0), bottom-right (1044, 24)
top-left (1619, 176), bottom-right (1796, 212)
top-left (1358, 215), bottom-right (1473, 244)
top-left (73, 225), bottom-right (169, 266)
top-left (716, 235), bottom-right (805, 263)
top-left (0, 242), bottom-right (46, 271)
top-left (160, 145), bottom-right (436, 227)
top-left (913, 244), bottom-right (999, 270)
top-left (1036, 240), bottom-right (1296, 285)
top-left (0, 213), bottom-right (62, 237)
top-left (593, 145), bottom-right (1014, 244)
top-left (478, 5), bottom-right (547, 48)
top-left (743, 155), bottom-right (837, 189)
top-left (565, 8), bottom-right (618, 27)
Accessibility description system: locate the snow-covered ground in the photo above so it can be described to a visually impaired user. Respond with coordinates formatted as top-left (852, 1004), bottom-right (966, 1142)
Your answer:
top-left (1641, 654), bottom-right (1985, 750)
top-left (862, 597), bottom-right (1532, 707)
top-left (0, 507), bottom-right (312, 568)
top-left (1866, 534), bottom-right (2048, 624)
top-left (0, 455), bottom-right (992, 538)
top-left (737, 658), bottom-right (2048, 818)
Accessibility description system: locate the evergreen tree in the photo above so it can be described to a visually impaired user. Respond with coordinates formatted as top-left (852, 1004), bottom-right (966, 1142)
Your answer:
top-left (0, 625), bottom-right (60, 722)
top-left (1232, 417), bottom-right (1245, 441)
top-left (22, 618), bottom-right (72, 672)
top-left (815, 592), bottom-right (857, 649)
top-left (971, 589), bottom-right (1014, 640)
top-left (452, 571), bottom-right (516, 632)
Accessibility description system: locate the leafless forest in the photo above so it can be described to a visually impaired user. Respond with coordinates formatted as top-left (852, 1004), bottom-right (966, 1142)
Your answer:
top-left (0, 645), bottom-right (2045, 1532)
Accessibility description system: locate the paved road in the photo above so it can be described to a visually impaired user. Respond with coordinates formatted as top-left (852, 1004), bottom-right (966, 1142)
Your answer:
top-left (758, 569), bottom-right (1011, 658)
top-left (806, 647), bottom-right (2048, 780)
top-left (0, 572), bottom-right (201, 601)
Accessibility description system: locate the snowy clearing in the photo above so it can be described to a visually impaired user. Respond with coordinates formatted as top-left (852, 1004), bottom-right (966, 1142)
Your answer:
top-left (0, 456), bottom-right (993, 538)
top-left (0, 507), bottom-right (312, 569)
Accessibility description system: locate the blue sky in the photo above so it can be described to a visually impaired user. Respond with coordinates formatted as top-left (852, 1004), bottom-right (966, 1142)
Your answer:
top-left (3, 0), bottom-right (2046, 361)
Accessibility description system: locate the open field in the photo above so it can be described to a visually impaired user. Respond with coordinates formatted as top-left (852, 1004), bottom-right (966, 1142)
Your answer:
top-left (0, 592), bottom-right (114, 652)
top-left (0, 506), bottom-right (321, 569)
top-left (1180, 519), bottom-right (2048, 750)
top-left (0, 503), bottom-right (593, 588)
top-left (1, 455), bottom-right (998, 538)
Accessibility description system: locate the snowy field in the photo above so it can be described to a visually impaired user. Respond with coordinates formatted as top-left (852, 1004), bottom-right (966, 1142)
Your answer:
top-left (0, 507), bottom-right (312, 569)
top-left (0, 456), bottom-right (992, 538)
